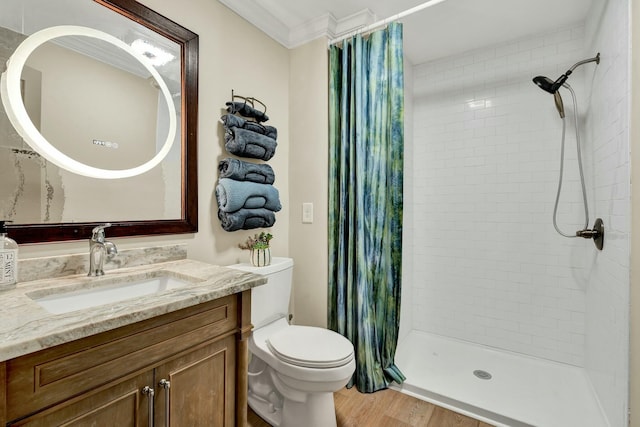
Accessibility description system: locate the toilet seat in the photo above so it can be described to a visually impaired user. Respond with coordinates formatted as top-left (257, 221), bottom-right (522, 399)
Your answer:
top-left (266, 325), bottom-right (354, 368)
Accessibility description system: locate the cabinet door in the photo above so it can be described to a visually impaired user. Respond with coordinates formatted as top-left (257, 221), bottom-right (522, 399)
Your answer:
top-left (155, 335), bottom-right (236, 427)
top-left (9, 371), bottom-right (153, 427)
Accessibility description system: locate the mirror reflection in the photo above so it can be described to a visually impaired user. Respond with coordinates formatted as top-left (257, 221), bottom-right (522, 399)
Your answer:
top-left (22, 34), bottom-right (174, 171)
top-left (0, 0), bottom-right (192, 234)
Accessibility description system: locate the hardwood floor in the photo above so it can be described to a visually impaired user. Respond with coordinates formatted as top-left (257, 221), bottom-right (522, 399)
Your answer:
top-left (247, 386), bottom-right (494, 427)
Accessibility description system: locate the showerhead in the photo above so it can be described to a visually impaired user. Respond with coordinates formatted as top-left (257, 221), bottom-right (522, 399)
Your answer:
top-left (533, 75), bottom-right (556, 94)
top-left (533, 76), bottom-right (566, 117)
top-left (532, 74), bottom-right (569, 94)
top-left (533, 53), bottom-right (600, 118)
top-left (532, 53), bottom-right (600, 94)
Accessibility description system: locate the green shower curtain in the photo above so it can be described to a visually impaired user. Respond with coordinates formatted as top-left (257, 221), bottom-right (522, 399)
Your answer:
top-left (328, 22), bottom-right (405, 393)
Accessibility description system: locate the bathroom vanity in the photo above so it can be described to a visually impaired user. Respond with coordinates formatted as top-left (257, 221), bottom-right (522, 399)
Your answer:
top-left (0, 250), bottom-right (265, 427)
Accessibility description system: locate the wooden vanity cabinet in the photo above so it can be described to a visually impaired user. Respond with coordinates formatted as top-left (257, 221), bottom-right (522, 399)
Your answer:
top-left (7, 371), bottom-right (153, 427)
top-left (0, 290), bottom-right (252, 427)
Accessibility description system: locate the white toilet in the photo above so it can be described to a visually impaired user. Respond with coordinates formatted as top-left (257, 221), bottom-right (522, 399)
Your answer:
top-left (229, 257), bottom-right (355, 427)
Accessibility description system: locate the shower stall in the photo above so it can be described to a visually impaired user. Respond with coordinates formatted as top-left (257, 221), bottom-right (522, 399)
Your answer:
top-left (395, 1), bottom-right (629, 426)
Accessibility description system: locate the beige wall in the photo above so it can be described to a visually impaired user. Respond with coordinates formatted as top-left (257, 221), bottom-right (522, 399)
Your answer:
top-left (18, 0), bottom-right (291, 269)
top-left (288, 38), bottom-right (329, 327)
top-left (631, 1), bottom-right (639, 425)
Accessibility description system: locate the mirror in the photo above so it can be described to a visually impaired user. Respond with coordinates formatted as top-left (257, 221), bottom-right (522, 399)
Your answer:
top-left (0, 0), bottom-right (198, 243)
top-left (1, 25), bottom-right (178, 179)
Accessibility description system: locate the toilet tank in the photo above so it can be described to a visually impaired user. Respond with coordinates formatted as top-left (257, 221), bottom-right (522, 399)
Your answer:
top-left (228, 257), bottom-right (294, 328)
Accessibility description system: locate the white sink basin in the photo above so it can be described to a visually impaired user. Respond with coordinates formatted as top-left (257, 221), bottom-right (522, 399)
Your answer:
top-left (29, 274), bottom-right (193, 315)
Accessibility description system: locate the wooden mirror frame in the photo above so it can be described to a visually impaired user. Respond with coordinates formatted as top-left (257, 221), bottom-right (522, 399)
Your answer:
top-left (7, 0), bottom-right (198, 243)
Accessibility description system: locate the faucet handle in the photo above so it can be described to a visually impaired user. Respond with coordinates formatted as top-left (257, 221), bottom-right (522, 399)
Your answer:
top-left (91, 223), bottom-right (112, 240)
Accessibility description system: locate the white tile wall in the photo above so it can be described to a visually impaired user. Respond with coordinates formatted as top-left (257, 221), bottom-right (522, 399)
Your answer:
top-left (407, 22), bottom-right (620, 367)
top-left (403, 3), bottom-right (630, 426)
top-left (399, 56), bottom-right (414, 343)
top-left (583, 1), bottom-right (630, 426)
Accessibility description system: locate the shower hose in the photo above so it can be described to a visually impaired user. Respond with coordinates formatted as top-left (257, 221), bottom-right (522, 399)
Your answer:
top-left (553, 83), bottom-right (589, 238)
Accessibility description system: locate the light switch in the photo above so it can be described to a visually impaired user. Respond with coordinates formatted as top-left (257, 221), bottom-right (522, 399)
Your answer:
top-left (302, 203), bottom-right (313, 224)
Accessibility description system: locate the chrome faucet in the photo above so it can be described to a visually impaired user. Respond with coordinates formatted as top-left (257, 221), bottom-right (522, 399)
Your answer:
top-left (88, 223), bottom-right (118, 276)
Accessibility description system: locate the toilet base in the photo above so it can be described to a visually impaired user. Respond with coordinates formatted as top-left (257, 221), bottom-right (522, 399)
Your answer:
top-left (281, 392), bottom-right (338, 427)
top-left (248, 354), bottom-right (340, 427)
top-left (249, 391), bottom-right (337, 427)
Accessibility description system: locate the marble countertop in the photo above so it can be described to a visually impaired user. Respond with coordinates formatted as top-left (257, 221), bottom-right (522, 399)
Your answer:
top-left (0, 259), bottom-right (266, 362)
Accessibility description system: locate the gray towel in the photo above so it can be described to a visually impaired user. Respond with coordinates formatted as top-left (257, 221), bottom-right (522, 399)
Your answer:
top-left (216, 178), bottom-right (281, 213)
top-left (221, 114), bottom-right (277, 140)
top-left (218, 158), bottom-right (275, 184)
top-left (226, 101), bottom-right (269, 123)
top-left (225, 127), bottom-right (277, 161)
top-left (218, 208), bottom-right (276, 231)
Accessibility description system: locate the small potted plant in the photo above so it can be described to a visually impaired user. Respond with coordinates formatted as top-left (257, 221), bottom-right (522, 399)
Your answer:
top-left (239, 232), bottom-right (273, 267)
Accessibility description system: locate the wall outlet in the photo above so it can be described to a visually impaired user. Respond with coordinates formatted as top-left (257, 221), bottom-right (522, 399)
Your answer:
top-left (302, 202), bottom-right (313, 223)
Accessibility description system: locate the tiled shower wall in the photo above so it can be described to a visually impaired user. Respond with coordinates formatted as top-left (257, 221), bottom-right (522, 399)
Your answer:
top-left (583, 1), bottom-right (630, 425)
top-left (409, 21), bottom-right (618, 367)
top-left (406, 2), bottom-right (630, 425)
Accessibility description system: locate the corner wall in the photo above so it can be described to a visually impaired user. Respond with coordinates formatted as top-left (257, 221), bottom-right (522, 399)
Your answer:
top-left (399, 55), bottom-right (414, 342)
top-left (288, 38), bottom-right (329, 327)
top-left (583, 0), bottom-right (631, 425)
top-left (630, 0), bottom-right (640, 425)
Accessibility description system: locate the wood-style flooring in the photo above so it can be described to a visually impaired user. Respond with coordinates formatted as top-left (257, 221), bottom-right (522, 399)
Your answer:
top-left (247, 386), bottom-right (495, 427)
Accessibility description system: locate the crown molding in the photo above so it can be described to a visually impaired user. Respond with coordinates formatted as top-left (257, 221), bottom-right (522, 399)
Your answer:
top-left (332, 9), bottom-right (377, 38)
top-left (218, 0), bottom-right (291, 46)
top-left (288, 13), bottom-right (338, 48)
top-left (218, 0), bottom-right (376, 48)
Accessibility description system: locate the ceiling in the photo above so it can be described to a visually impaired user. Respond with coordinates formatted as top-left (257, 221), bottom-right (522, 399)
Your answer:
top-left (219, 0), bottom-right (594, 64)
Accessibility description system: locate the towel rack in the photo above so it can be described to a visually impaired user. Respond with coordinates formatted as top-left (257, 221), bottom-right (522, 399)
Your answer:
top-left (230, 89), bottom-right (267, 118)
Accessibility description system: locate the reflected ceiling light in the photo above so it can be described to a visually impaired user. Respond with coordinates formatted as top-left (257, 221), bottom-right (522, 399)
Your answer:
top-left (0, 25), bottom-right (177, 179)
top-left (466, 99), bottom-right (492, 109)
top-left (131, 39), bottom-right (175, 66)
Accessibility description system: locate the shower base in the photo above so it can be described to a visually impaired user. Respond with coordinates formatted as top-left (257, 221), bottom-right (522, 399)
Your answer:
top-left (392, 331), bottom-right (609, 427)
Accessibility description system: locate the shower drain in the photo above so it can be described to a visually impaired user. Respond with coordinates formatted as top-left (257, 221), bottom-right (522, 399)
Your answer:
top-left (473, 370), bottom-right (492, 380)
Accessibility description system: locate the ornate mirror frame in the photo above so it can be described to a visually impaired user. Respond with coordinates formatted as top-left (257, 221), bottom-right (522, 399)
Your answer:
top-left (7, 0), bottom-right (198, 243)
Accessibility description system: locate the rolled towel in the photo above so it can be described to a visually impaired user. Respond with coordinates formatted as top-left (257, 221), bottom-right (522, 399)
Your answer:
top-left (221, 114), bottom-right (277, 140)
top-left (226, 101), bottom-right (269, 123)
top-left (218, 208), bottom-right (276, 231)
top-left (225, 127), bottom-right (277, 161)
top-left (216, 178), bottom-right (281, 213)
top-left (218, 158), bottom-right (275, 184)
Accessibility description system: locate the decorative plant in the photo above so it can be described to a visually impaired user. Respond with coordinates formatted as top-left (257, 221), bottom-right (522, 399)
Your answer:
top-left (239, 232), bottom-right (273, 250)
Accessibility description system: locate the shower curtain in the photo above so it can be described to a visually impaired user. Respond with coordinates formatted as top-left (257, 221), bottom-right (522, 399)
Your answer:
top-left (328, 22), bottom-right (405, 393)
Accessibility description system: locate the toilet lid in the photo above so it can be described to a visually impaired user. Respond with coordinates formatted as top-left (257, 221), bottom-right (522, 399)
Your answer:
top-left (266, 326), bottom-right (354, 368)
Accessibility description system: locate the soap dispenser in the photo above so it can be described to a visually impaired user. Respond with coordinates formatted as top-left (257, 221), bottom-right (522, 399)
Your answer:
top-left (0, 221), bottom-right (18, 289)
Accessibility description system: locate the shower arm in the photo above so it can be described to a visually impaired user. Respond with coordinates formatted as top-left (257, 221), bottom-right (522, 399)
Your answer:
top-left (550, 53), bottom-right (601, 93)
top-left (568, 53), bottom-right (600, 73)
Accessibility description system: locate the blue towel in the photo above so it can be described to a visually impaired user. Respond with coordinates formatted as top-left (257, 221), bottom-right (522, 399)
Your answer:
top-left (225, 127), bottom-right (277, 161)
top-left (216, 178), bottom-right (281, 213)
top-left (221, 114), bottom-right (277, 140)
top-left (218, 158), bottom-right (275, 184)
top-left (226, 101), bottom-right (269, 123)
top-left (218, 208), bottom-right (276, 231)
